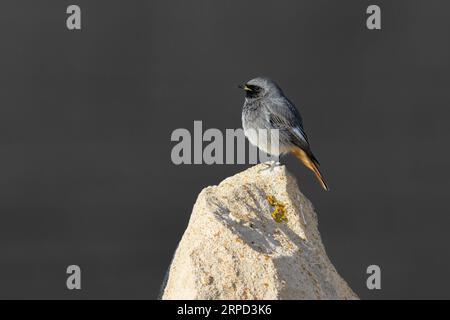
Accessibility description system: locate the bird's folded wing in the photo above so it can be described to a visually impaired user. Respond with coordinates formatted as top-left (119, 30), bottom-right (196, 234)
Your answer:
top-left (263, 98), bottom-right (310, 148)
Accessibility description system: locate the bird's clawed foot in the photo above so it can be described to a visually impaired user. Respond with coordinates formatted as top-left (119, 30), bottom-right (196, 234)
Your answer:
top-left (259, 160), bottom-right (281, 173)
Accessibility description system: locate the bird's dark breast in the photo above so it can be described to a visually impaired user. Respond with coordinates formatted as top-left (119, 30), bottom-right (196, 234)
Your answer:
top-left (245, 90), bottom-right (260, 99)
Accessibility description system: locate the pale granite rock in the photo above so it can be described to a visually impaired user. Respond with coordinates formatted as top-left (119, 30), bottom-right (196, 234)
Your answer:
top-left (161, 164), bottom-right (358, 300)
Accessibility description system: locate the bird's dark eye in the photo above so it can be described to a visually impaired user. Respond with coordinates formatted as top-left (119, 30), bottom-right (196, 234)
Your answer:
top-left (244, 85), bottom-right (262, 98)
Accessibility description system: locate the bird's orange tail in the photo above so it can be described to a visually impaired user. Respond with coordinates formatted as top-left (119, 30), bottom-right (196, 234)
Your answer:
top-left (291, 147), bottom-right (329, 191)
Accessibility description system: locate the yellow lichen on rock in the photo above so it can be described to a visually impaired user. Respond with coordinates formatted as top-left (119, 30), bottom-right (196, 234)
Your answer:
top-left (266, 195), bottom-right (288, 223)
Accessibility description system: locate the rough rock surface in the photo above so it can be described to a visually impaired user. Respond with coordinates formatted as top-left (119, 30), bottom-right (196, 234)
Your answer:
top-left (161, 164), bottom-right (358, 300)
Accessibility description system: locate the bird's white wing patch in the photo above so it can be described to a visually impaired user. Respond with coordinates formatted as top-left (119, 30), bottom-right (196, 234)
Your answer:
top-left (292, 127), bottom-right (308, 143)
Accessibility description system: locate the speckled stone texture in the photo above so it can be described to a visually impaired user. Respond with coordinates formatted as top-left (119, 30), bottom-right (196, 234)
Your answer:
top-left (162, 164), bottom-right (358, 300)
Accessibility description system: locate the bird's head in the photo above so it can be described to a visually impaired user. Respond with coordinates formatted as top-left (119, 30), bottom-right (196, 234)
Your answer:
top-left (238, 77), bottom-right (283, 100)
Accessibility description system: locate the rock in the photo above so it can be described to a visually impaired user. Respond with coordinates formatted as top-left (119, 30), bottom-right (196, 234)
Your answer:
top-left (161, 164), bottom-right (358, 300)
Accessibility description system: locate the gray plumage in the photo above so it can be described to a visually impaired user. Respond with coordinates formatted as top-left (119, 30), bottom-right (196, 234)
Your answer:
top-left (240, 77), bottom-right (328, 190)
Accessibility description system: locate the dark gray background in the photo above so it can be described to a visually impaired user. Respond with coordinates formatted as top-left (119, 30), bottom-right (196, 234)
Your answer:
top-left (0, 0), bottom-right (448, 299)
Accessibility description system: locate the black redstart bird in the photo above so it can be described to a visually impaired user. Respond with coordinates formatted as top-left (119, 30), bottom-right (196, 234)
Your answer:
top-left (240, 77), bottom-right (329, 191)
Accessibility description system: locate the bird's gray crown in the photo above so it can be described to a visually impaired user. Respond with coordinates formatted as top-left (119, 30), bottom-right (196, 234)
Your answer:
top-left (242, 77), bottom-right (284, 99)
